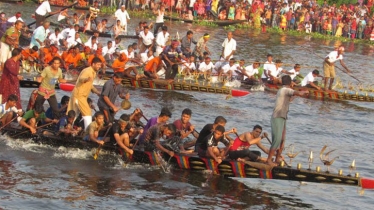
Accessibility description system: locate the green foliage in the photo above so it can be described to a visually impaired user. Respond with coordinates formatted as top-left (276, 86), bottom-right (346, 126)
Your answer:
top-left (316, 0), bottom-right (357, 6)
top-left (100, 6), bottom-right (117, 14)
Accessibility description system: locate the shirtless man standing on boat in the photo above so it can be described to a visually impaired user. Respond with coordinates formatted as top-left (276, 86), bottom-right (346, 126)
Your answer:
top-left (323, 46), bottom-right (351, 91)
top-left (266, 75), bottom-right (308, 166)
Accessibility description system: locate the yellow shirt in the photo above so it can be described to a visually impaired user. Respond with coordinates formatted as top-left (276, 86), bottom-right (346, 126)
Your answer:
top-left (72, 66), bottom-right (98, 98)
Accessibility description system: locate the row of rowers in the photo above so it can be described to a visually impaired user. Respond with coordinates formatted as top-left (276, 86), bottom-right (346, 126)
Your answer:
top-left (0, 93), bottom-right (271, 164)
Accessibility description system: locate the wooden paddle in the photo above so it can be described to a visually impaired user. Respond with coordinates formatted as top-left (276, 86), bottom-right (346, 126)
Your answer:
top-left (11, 121), bottom-right (54, 138)
top-left (27, 2), bottom-right (79, 27)
top-left (93, 124), bottom-right (112, 160)
top-left (0, 116), bottom-right (19, 131)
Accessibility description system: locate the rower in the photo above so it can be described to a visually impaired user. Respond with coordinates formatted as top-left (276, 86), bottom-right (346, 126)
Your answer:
top-left (198, 56), bottom-right (214, 78)
top-left (181, 30), bottom-right (197, 57)
top-left (261, 54), bottom-right (274, 83)
top-left (111, 114), bottom-right (136, 155)
top-left (228, 125), bottom-right (269, 162)
top-left (143, 123), bottom-right (176, 158)
top-left (143, 55), bottom-right (164, 79)
top-left (57, 110), bottom-right (82, 136)
top-left (64, 46), bottom-right (84, 70)
top-left (162, 40), bottom-right (185, 81)
top-left (287, 64), bottom-right (302, 85)
top-left (7, 12), bottom-right (23, 24)
top-left (0, 94), bottom-right (23, 127)
top-left (140, 49), bottom-right (154, 65)
top-left (102, 41), bottom-right (114, 60)
top-left (155, 26), bottom-right (170, 56)
top-left (45, 95), bottom-right (69, 120)
top-left (97, 72), bottom-right (129, 123)
top-left (84, 36), bottom-right (98, 50)
top-left (34, 0), bottom-right (59, 28)
top-left (323, 46), bottom-right (350, 91)
top-left (19, 106), bottom-right (58, 134)
top-left (196, 125), bottom-right (230, 164)
top-left (267, 59), bottom-right (284, 85)
top-left (181, 56), bottom-right (196, 76)
top-left (171, 108), bottom-right (199, 153)
top-left (238, 60), bottom-right (260, 84)
top-left (21, 46), bottom-right (39, 68)
top-left (138, 26), bottom-right (154, 54)
top-left (301, 69), bottom-right (324, 90)
top-left (138, 107), bottom-right (172, 144)
top-left (30, 21), bottom-right (51, 49)
top-left (219, 58), bottom-right (239, 79)
top-left (48, 28), bottom-right (63, 46)
top-left (84, 111), bottom-right (111, 146)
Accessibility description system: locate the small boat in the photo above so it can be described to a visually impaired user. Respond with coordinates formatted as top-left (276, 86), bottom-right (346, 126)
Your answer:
top-left (264, 83), bottom-right (374, 102)
top-left (2, 126), bottom-right (374, 190)
top-left (164, 15), bottom-right (247, 26)
top-left (19, 79), bottom-right (60, 89)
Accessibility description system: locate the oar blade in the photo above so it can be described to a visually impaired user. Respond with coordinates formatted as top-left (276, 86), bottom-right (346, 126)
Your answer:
top-left (360, 178), bottom-right (374, 189)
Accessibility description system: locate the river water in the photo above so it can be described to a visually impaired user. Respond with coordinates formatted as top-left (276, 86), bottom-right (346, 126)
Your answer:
top-left (1, 2), bottom-right (374, 209)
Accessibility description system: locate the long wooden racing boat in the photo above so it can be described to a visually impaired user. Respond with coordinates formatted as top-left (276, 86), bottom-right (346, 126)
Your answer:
top-left (1, 126), bottom-right (374, 189)
top-left (81, 29), bottom-right (138, 39)
top-left (164, 16), bottom-right (247, 26)
top-left (264, 83), bottom-right (374, 102)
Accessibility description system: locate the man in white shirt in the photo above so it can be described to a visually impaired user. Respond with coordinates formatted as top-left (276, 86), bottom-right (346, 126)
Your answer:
top-left (287, 64), bottom-right (302, 83)
top-left (138, 26), bottom-right (154, 53)
top-left (35, 0), bottom-right (58, 28)
top-left (102, 41), bottom-right (114, 59)
top-left (7, 12), bottom-right (23, 24)
top-left (155, 26), bottom-right (169, 56)
top-left (67, 33), bottom-right (82, 48)
top-left (114, 5), bottom-right (130, 34)
top-left (301, 69), bottom-right (323, 90)
top-left (323, 46), bottom-right (350, 91)
top-left (181, 56), bottom-right (196, 75)
top-left (261, 54), bottom-right (274, 82)
top-left (48, 28), bottom-right (63, 46)
top-left (221, 31), bottom-right (236, 61)
top-left (60, 26), bottom-right (72, 40)
top-left (220, 58), bottom-right (239, 78)
top-left (84, 36), bottom-right (98, 50)
top-left (238, 60), bottom-right (260, 82)
top-left (198, 57), bottom-right (215, 76)
top-left (140, 50), bottom-right (154, 64)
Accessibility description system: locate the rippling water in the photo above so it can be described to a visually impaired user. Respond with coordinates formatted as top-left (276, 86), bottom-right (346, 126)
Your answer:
top-left (1, 2), bottom-right (374, 209)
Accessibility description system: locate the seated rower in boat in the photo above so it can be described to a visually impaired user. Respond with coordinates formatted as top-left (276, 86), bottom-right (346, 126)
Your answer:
top-left (301, 69), bottom-right (324, 90)
top-left (128, 108), bottom-right (145, 142)
top-left (45, 95), bottom-right (70, 120)
top-left (0, 94), bottom-right (23, 127)
top-left (143, 55), bottom-right (164, 79)
top-left (140, 49), bottom-right (154, 65)
top-left (111, 114), bottom-right (139, 155)
top-left (219, 58), bottom-right (239, 79)
top-left (180, 56), bottom-right (196, 76)
top-left (195, 116), bottom-right (227, 151)
top-left (166, 108), bottom-right (199, 154)
top-left (143, 123), bottom-right (176, 157)
top-left (195, 125), bottom-right (230, 164)
top-left (19, 106), bottom-right (58, 134)
top-left (112, 53), bottom-right (140, 79)
top-left (64, 46), bottom-right (84, 70)
top-left (228, 125), bottom-right (269, 162)
top-left (138, 107), bottom-right (172, 144)
top-left (198, 56), bottom-right (215, 79)
top-left (84, 111), bottom-right (111, 146)
top-left (287, 64), bottom-right (303, 86)
top-left (57, 110), bottom-right (82, 136)
top-left (266, 59), bottom-right (287, 85)
top-left (237, 59), bottom-right (261, 84)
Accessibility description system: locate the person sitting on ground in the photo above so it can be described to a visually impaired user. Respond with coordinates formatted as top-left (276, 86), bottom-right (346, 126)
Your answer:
top-left (228, 125), bottom-right (269, 162)
top-left (111, 114), bottom-right (140, 156)
top-left (143, 123), bottom-right (176, 158)
top-left (0, 94), bottom-right (23, 126)
top-left (84, 111), bottom-right (112, 146)
top-left (45, 95), bottom-right (70, 120)
top-left (138, 107), bottom-right (172, 144)
top-left (196, 125), bottom-right (230, 164)
top-left (301, 69), bottom-right (324, 90)
top-left (58, 110), bottom-right (81, 136)
top-left (19, 106), bottom-right (58, 134)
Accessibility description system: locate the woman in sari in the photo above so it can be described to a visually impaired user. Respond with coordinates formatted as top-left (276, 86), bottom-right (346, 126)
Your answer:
top-left (0, 48), bottom-right (23, 109)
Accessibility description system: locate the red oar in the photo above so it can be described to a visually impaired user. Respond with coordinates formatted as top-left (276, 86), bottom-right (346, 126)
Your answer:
top-left (360, 178), bottom-right (374, 189)
top-left (231, 89), bottom-right (250, 97)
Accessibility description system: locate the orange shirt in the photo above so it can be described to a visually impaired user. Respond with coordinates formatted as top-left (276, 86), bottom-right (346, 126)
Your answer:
top-left (61, 51), bottom-right (69, 61)
top-left (144, 57), bottom-right (161, 72)
top-left (112, 58), bottom-right (128, 73)
top-left (88, 55), bottom-right (106, 66)
top-left (22, 49), bottom-right (39, 60)
top-left (65, 53), bottom-right (83, 67)
top-left (44, 52), bottom-right (61, 64)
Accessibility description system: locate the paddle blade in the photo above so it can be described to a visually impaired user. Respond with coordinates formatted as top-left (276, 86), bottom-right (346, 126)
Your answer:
top-left (360, 178), bottom-right (374, 189)
top-left (231, 89), bottom-right (250, 97)
top-left (93, 153), bottom-right (98, 160)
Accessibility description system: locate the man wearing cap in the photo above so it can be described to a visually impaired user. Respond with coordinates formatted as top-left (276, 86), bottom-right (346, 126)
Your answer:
top-left (162, 40), bottom-right (185, 81)
top-left (115, 5), bottom-right (130, 34)
top-left (67, 57), bottom-right (102, 130)
top-left (155, 26), bottom-right (169, 56)
top-left (221, 31), bottom-right (236, 61)
top-left (193, 33), bottom-right (211, 60)
top-left (323, 46), bottom-right (350, 91)
top-left (301, 70), bottom-right (324, 90)
top-left (7, 12), bottom-right (23, 24)
top-left (30, 21), bottom-right (50, 48)
top-left (35, 0), bottom-right (59, 28)
top-left (97, 72), bottom-right (129, 123)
